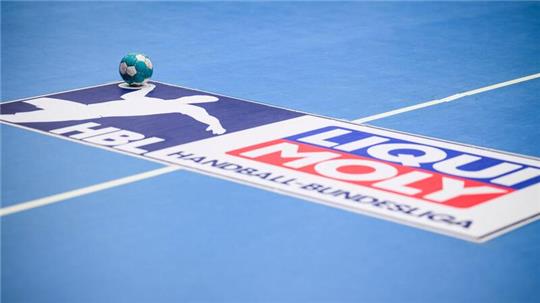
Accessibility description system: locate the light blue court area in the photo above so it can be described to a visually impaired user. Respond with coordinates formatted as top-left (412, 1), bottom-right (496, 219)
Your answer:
top-left (2, 1), bottom-right (540, 303)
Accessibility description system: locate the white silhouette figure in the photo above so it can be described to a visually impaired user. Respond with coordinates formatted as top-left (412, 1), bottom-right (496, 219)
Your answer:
top-left (0, 84), bottom-right (227, 135)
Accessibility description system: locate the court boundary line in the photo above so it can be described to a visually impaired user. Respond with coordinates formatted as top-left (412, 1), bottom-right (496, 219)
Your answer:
top-left (352, 72), bottom-right (540, 123)
top-left (1, 73), bottom-right (539, 242)
top-left (0, 166), bottom-right (181, 216)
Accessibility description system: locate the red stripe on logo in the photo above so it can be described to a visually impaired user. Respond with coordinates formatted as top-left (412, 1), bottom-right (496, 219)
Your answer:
top-left (227, 139), bottom-right (512, 208)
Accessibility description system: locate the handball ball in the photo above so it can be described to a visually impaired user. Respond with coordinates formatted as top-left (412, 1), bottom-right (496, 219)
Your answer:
top-left (119, 53), bottom-right (153, 86)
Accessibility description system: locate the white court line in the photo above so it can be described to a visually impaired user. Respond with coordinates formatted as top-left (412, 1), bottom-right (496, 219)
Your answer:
top-left (352, 72), bottom-right (540, 123)
top-left (1, 72), bottom-right (539, 216)
top-left (0, 166), bottom-right (181, 217)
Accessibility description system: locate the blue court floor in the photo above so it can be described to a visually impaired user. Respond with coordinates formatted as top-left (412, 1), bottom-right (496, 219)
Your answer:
top-left (2, 2), bottom-right (540, 302)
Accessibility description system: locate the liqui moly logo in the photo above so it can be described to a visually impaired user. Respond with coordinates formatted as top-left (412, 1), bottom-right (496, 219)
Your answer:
top-left (228, 126), bottom-right (540, 208)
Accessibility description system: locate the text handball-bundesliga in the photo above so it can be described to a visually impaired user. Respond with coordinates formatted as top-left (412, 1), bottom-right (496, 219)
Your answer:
top-left (119, 53), bottom-right (153, 86)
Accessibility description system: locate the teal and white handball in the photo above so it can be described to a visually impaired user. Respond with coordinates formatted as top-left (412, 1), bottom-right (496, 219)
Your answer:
top-left (119, 53), bottom-right (153, 86)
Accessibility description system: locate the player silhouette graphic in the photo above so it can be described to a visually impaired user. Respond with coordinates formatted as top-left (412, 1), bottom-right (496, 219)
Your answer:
top-left (0, 84), bottom-right (227, 135)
